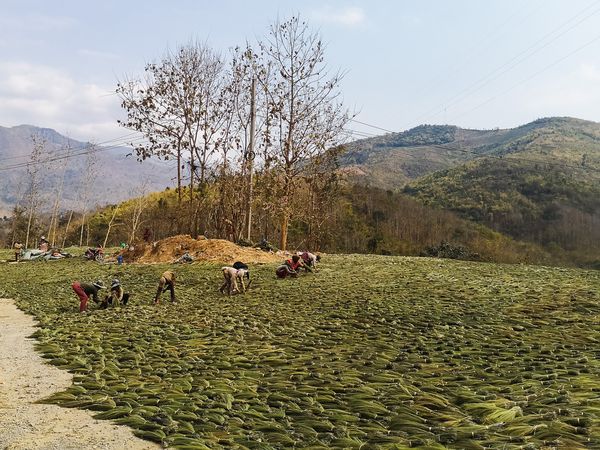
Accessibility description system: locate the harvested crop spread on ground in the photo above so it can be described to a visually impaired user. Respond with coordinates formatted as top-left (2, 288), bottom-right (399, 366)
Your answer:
top-left (1, 253), bottom-right (600, 449)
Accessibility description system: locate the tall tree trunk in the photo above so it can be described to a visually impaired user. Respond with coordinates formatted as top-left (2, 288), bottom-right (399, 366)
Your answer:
top-left (280, 211), bottom-right (290, 251)
top-left (245, 77), bottom-right (256, 241)
top-left (102, 206), bottom-right (119, 248)
top-left (79, 212), bottom-right (86, 247)
top-left (25, 206), bottom-right (35, 250)
top-left (62, 210), bottom-right (74, 248)
top-left (177, 143), bottom-right (182, 204)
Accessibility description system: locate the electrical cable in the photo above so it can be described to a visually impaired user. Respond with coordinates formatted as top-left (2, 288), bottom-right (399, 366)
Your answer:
top-left (408, 0), bottom-right (600, 127)
top-left (0, 130), bottom-right (143, 165)
top-left (0, 136), bottom-right (148, 171)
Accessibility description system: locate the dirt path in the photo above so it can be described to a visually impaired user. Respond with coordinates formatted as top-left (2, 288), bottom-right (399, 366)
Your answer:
top-left (0, 298), bottom-right (159, 450)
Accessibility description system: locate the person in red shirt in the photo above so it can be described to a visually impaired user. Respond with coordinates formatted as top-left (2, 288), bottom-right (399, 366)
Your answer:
top-left (275, 255), bottom-right (312, 278)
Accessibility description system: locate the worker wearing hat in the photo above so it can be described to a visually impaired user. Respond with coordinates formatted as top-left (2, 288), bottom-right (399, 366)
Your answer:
top-left (71, 280), bottom-right (105, 313)
top-left (100, 278), bottom-right (126, 309)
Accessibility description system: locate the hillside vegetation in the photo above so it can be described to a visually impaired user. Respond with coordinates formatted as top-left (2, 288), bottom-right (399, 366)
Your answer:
top-left (342, 117), bottom-right (600, 267)
top-left (404, 118), bottom-right (600, 267)
top-left (1, 253), bottom-right (599, 448)
top-left (4, 117), bottom-right (598, 269)
top-left (75, 182), bottom-right (551, 266)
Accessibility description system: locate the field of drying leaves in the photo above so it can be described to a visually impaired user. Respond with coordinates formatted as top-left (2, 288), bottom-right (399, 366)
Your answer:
top-left (1, 250), bottom-right (599, 449)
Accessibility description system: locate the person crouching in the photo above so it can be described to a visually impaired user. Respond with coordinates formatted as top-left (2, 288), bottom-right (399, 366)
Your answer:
top-left (298, 251), bottom-right (321, 271)
top-left (275, 255), bottom-right (311, 278)
top-left (220, 266), bottom-right (250, 295)
top-left (154, 270), bottom-right (176, 304)
top-left (100, 278), bottom-right (129, 308)
top-left (71, 280), bottom-right (105, 313)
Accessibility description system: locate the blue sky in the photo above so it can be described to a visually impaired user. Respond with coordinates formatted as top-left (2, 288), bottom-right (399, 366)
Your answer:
top-left (2, 0), bottom-right (600, 142)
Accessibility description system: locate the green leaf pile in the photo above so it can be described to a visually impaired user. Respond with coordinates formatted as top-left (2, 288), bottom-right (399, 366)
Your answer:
top-left (1, 252), bottom-right (600, 449)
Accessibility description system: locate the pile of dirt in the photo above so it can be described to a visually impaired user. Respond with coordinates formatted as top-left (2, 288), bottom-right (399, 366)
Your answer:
top-left (123, 235), bottom-right (283, 264)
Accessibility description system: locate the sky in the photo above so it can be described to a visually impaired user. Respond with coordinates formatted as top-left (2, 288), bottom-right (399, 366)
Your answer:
top-left (2, 0), bottom-right (600, 143)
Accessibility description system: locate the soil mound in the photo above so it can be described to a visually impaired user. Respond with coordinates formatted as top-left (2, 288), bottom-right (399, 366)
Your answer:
top-left (123, 235), bottom-right (282, 264)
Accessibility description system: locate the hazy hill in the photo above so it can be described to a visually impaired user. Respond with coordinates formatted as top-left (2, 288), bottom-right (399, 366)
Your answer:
top-left (0, 125), bottom-right (173, 215)
top-left (342, 117), bottom-right (600, 263)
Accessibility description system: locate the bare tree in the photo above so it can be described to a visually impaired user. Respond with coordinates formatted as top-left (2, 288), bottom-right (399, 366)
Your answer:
top-left (9, 177), bottom-right (25, 248)
top-left (61, 209), bottom-right (74, 248)
top-left (228, 45), bottom-right (274, 241)
top-left (125, 180), bottom-right (151, 244)
top-left (117, 70), bottom-right (187, 203)
top-left (117, 43), bottom-right (230, 208)
top-left (102, 205), bottom-right (121, 248)
top-left (259, 16), bottom-right (352, 250)
top-left (24, 135), bottom-right (46, 249)
top-left (47, 142), bottom-right (71, 246)
top-left (78, 147), bottom-right (98, 247)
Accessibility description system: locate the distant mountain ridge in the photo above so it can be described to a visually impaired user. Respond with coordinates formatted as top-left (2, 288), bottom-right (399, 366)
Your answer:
top-left (0, 124), bottom-right (173, 215)
top-left (340, 117), bottom-right (600, 188)
top-left (340, 116), bottom-right (600, 263)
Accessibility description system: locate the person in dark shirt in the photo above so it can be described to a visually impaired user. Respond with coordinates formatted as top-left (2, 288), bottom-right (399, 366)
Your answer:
top-left (71, 280), bottom-right (105, 313)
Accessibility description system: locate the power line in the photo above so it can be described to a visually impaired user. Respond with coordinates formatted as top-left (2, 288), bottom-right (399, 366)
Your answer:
top-left (349, 119), bottom-right (394, 133)
top-left (408, 0), bottom-right (546, 102)
top-left (343, 129), bottom-right (379, 139)
top-left (408, 0), bottom-right (600, 127)
top-left (0, 135), bottom-right (148, 172)
top-left (453, 30), bottom-right (600, 121)
top-left (0, 131), bottom-right (143, 165)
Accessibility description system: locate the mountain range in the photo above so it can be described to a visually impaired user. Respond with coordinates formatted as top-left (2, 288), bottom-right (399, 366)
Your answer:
top-left (0, 125), bottom-right (173, 216)
top-left (340, 116), bottom-right (600, 262)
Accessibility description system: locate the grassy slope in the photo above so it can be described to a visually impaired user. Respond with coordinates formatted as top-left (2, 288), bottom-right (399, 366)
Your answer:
top-left (1, 252), bottom-right (600, 448)
top-left (407, 118), bottom-right (600, 213)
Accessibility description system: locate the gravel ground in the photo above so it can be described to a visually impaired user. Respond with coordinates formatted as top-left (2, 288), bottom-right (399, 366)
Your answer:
top-left (0, 298), bottom-right (159, 450)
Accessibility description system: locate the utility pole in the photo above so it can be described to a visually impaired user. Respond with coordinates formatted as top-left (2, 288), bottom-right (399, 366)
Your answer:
top-left (245, 77), bottom-right (256, 241)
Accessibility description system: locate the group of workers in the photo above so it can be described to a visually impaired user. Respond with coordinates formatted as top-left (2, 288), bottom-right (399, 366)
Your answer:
top-left (72, 270), bottom-right (175, 313)
top-left (71, 278), bottom-right (128, 313)
top-left (71, 251), bottom-right (320, 313)
top-left (12, 236), bottom-right (71, 262)
top-left (276, 251), bottom-right (320, 278)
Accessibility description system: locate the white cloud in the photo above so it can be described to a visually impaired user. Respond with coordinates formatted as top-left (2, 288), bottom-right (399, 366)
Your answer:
top-left (311, 6), bottom-right (366, 27)
top-left (0, 62), bottom-right (123, 141)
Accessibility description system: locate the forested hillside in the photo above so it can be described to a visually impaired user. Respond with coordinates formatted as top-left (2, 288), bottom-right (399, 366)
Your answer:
top-left (4, 118), bottom-right (599, 268)
top-left (70, 183), bottom-right (551, 266)
top-left (342, 117), bottom-right (600, 267)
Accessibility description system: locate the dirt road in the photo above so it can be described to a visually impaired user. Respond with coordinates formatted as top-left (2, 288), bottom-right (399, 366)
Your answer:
top-left (0, 298), bottom-right (159, 450)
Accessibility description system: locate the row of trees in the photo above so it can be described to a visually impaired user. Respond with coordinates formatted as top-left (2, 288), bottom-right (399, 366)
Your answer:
top-left (70, 182), bottom-right (560, 267)
top-left (116, 16), bottom-right (351, 250)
